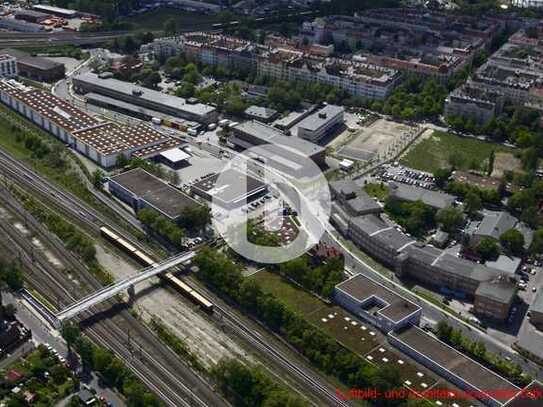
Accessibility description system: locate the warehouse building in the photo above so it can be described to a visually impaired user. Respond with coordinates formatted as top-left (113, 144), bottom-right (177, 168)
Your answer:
top-left (296, 104), bottom-right (344, 142)
top-left (1, 49), bottom-right (65, 81)
top-left (15, 10), bottom-right (50, 24)
top-left (32, 4), bottom-right (79, 18)
top-left (0, 79), bottom-right (176, 167)
top-left (0, 17), bottom-right (44, 32)
top-left (108, 168), bottom-right (200, 221)
top-left (389, 325), bottom-right (520, 407)
top-left (190, 169), bottom-right (267, 208)
top-left (334, 273), bottom-right (421, 333)
top-left (72, 72), bottom-right (218, 124)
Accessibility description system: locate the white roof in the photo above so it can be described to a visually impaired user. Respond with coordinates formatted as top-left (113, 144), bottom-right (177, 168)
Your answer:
top-left (340, 159), bottom-right (354, 168)
top-left (160, 148), bottom-right (190, 163)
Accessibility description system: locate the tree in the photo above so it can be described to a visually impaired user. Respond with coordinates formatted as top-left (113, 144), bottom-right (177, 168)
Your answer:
top-left (434, 168), bottom-right (452, 189)
top-left (500, 229), bottom-right (525, 256)
top-left (61, 322), bottom-right (80, 352)
top-left (464, 191), bottom-right (482, 216)
top-left (164, 18), bottom-right (178, 36)
top-left (530, 229), bottom-right (543, 255)
top-left (180, 205), bottom-right (211, 232)
top-left (476, 238), bottom-right (500, 261)
top-left (436, 206), bottom-right (464, 233)
top-left (175, 82), bottom-right (195, 98)
top-left (92, 169), bottom-right (104, 189)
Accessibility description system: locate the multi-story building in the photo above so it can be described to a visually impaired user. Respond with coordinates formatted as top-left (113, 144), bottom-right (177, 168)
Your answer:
top-left (0, 54), bottom-right (17, 78)
top-left (142, 32), bottom-right (401, 100)
top-left (300, 9), bottom-right (504, 83)
top-left (474, 275), bottom-right (518, 321)
top-left (1, 49), bottom-right (64, 81)
top-left (444, 84), bottom-right (505, 126)
top-left (296, 104), bottom-right (344, 142)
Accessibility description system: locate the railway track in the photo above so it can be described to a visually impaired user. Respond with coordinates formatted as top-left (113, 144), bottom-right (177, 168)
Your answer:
top-left (0, 188), bottom-right (225, 407)
top-left (0, 144), bottom-right (351, 405)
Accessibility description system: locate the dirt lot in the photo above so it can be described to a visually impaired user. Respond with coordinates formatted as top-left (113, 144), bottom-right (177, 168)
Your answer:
top-left (491, 152), bottom-right (523, 178)
top-left (337, 119), bottom-right (416, 162)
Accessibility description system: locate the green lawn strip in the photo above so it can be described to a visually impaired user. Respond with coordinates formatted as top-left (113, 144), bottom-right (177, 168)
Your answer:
top-left (401, 131), bottom-right (513, 173)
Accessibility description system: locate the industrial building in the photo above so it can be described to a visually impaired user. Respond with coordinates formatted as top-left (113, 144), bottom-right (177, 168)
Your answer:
top-left (108, 168), bottom-right (200, 221)
top-left (296, 104), bottom-right (344, 142)
top-left (0, 17), bottom-right (44, 32)
top-left (32, 4), bottom-right (79, 18)
top-left (389, 325), bottom-right (520, 407)
top-left (0, 79), bottom-right (176, 167)
top-left (1, 49), bottom-right (65, 81)
top-left (190, 169), bottom-right (267, 208)
top-left (14, 9), bottom-right (50, 24)
top-left (334, 273), bottom-right (421, 333)
top-left (72, 72), bottom-right (218, 124)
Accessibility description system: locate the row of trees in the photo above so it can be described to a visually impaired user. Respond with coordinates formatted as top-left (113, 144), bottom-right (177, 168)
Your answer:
top-left (278, 255), bottom-right (344, 299)
top-left (435, 321), bottom-right (530, 386)
top-left (212, 359), bottom-right (308, 407)
top-left (194, 248), bottom-right (418, 407)
top-left (137, 208), bottom-right (185, 247)
top-left (62, 323), bottom-right (161, 407)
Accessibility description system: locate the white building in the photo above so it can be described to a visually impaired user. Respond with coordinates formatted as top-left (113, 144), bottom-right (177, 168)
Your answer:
top-left (0, 55), bottom-right (17, 78)
top-left (297, 104), bottom-right (344, 142)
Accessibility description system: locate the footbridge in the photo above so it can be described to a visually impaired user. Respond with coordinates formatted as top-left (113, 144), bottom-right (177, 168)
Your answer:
top-left (55, 251), bottom-right (196, 323)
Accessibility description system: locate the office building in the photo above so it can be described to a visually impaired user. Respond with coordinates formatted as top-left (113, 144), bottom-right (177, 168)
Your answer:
top-left (296, 104), bottom-right (344, 142)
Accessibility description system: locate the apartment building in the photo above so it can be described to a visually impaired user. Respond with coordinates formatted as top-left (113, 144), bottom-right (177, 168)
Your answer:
top-left (444, 83), bottom-right (505, 126)
top-left (0, 54), bottom-right (17, 78)
top-left (474, 276), bottom-right (518, 321)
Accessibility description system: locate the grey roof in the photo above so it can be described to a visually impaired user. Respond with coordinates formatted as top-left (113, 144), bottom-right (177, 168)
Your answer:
top-left (532, 289), bottom-right (543, 314)
top-left (432, 230), bottom-right (449, 245)
top-left (388, 182), bottom-right (455, 209)
top-left (345, 193), bottom-right (382, 215)
top-left (297, 104), bottom-right (344, 132)
top-left (244, 105), bottom-right (278, 120)
top-left (373, 227), bottom-right (415, 253)
top-left (403, 243), bottom-right (442, 264)
top-left (475, 276), bottom-right (517, 304)
top-left (329, 179), bottom-right (359, 198)
top-left (485, 255), bottom-right (521, 275)
top-left (349, 214), bottom-right (388, 236)
top-left (474, 210), bottom-right (517, 240)
top-left (74, 72), bottom-right (216, 118)
top-left (433, 253), bottom-right (501, 282)
top-left (1, 48), bottom-right (63, 71)
top-left (232, 120), bottom-right (325, 158)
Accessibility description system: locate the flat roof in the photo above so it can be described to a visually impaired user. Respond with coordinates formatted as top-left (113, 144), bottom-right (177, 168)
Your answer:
top-left (486, 255), bottom-right (521, 275)
top-left (160, 148), bottom-right (190, 163)
top-left (74, 122), bottom-right (169, 156)
top-left (191, 169), bottom-right (266, 205)
top-left (244, 105), bottom-right (278, 119)
top-left (32, 4), bottom-right (78, 16)
top-left (1, 49), bottom-right (63, 71)
top-left (336, 273), bottom-right (420, 323)
top-left (0, 80), bottom-right (100, 133)
top-left (503, 381), bottom-right (543, 406)
top-left (531, 289), bottom-right (543, 314)
top-left (475, 276), bottom-right (517, 304)
top-left (297, 104), bottom-right (344, 132)
top-left (389, 182), bottom-right (455, 209)
top-left (391, 325), bottom-right (520, 405)
top-left (74, 72), bottom-right (216, 119)
top-left (232, 120), bottom-right (325, 158)
top-left (109, 168), bottom-right (198, 219)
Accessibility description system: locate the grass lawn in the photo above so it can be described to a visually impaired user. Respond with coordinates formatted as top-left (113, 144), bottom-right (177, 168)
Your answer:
top-left (122, 7), bottom-right (230, 31)
top-left (250, 270), bottom-right (325, 316)
top-left (364, 183), bottom-right (388, 201)
top-left (401, 131), bottom-right (513, 173)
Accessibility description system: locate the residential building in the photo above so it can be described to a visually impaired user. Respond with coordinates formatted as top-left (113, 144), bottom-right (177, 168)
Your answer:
top-left (444, 83), bottom-right (505, 126)
top-left (468, 210), bottom-right (532, 249)
top-left (0, 54), bottom-right (17, 78)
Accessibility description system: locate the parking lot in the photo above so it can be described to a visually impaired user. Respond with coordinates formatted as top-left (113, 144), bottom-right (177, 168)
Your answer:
top-left (374, 163), bottom-right (437, 190)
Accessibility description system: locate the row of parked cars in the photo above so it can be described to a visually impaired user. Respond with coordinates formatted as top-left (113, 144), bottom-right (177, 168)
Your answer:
top-left (241, 194), bottom-right (273, 213)
top-left (377, 165), bottom-right (437, 190)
